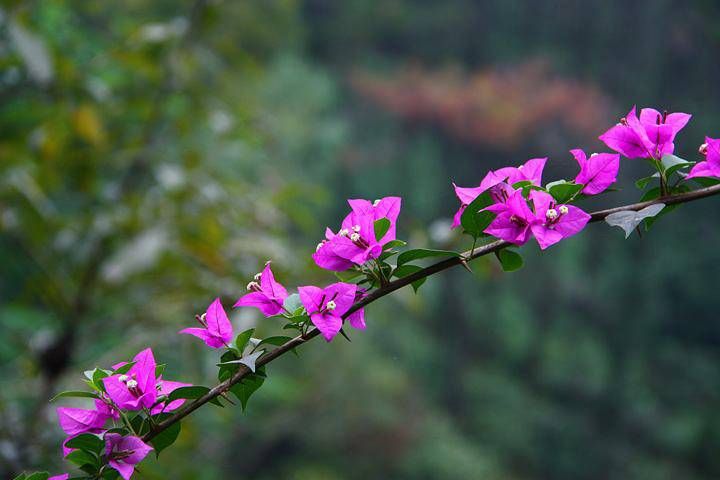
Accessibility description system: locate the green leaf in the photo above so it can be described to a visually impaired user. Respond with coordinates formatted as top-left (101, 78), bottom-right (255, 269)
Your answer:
top-left (690, 176), bottom-right (720, 187)
top-left (149, 414), bottom-right (181, 456)
top-left (640, 187), bottom-right (662, 202)
top-left (548, 182), bottom-right (584, 203)
top-left (635, 174), bottom-right (657, 190)
top-left (495, 249), bottom-right (524, 272)
top-left (374, 218), bottom-right (391, 241)
top-left (65, 449), bottom-right (98, 469)
top-left (661, 154), bottom-right (692, 177)
top-left (382, 239), bottom-right (406, 251)
top-left (154, 364), bottom-right (166, 378)
top-left (50, 390), bottom-right (98, 402)
top-left (256, 336), bottom-right (292, 348)
top-left (234, 328), bottom-right (254, 353)
top-left (392, 264), bottom-right (426, 293)
top-left (396, 248), bottom-right (460, 267)
top-left (65, 433), bottom-right (104, 454)
top-left (333, 269), bottom-right (364, 282)
top-left (113, 362), bottom-right (135, 375)
top-left (11, 474), bottom-right (27, 480)
top-left (229, 368), bottom-right (266, 411)
top-left (25, 473), bottom-right (49, 480)
top-left (168, 385), bottom-right (210, 402)
top-left (460, 192), bottom-right (494, 237)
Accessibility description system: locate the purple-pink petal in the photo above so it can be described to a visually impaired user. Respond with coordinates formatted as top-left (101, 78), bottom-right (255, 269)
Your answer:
top-left (259, 263), bottom-right (288, 303)
top-left (205, 298), bottom-right (233, 344)
top-left (49, 474), bottom-right (69, 480)
top-left (571, 149), bottom-right (620, 195)
top-left (347, 308), bottom-right (366, 330)
top-left (178, 327), bottom-right (226, 348)
top-left (106, 433), bottom-right (153, 480)
top-left (234, 291), bottom-right (284, 317)
top-left (312, 241), bottom-right (355, 271)
top-left (310, 312), bottom-right (343, 342)
top-left (57, 406), bottom-right (106, 436)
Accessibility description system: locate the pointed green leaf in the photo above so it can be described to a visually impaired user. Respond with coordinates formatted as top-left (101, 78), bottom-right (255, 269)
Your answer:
top-left (396, 248), bottom-right (460, 267)
top-left (373, 218), bottom-right (391, 242)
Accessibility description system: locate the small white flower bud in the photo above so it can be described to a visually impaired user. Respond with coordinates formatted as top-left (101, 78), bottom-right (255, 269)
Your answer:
top-left (559, 205), bottom-right (569, 215)
top-left (350, 232), bottom-right (360, 242)
top-left (373, 199), bottom-right (381, 206)
top-left (316, 241), bottom-right (325, 252)
top-left (352, 225), bottom-right (361, 232)
top-left (246, 281), bottom-right (259, 291)
top-left (546, 208), bottom-right (558, 220)
top-left (126, 379), bottom-right (138, 389)
top-left (253, 273), bottom-right (262, 281)
top-left (699, 143), bottom-right (708, 155)
top-left (326, 300), bottom-right (336, 311)
top-left (118, 375), bottom-right (129, 383)
top-left (200, 313), bottom-right (206, 323)
top-left (338, 228), bottom-right (349, 237)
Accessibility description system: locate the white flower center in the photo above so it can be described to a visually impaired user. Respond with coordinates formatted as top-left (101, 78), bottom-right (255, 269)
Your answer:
top-left (253, 272), bottom-right (262, 281)
top-left (373, 199), bottom-right (381, 206)
top-left (246, 281), bottom-right (260, 291)
top-left (326, 300), bottom-right (336, 311)
top-left (338, 228), bottom-right (349, 237)
top-left (350, 232), bottom-right (361, 242)
top-left (352, 225), bottom-right (361, 232)
top-left (590, 153), bottom-right (598, 157)
top-left (118, 374), bottom-right (129, 383)
top-left (559, 205), bottom-right (569, 215)
top-left (126, 379), bottom-right (138, 389)
top-left (546, 208), bottom-right (558, 220)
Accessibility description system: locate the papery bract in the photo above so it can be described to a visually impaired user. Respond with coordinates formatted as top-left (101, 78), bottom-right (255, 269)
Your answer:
top-left (313, 213), bottom-right (383, 271)
top-left (571, 149), bottom-right (620, 195)
top-left (56, 399), bottom-right (113, 436)
top-left (346, 196), bottom-right (401, 244)
top-left (234, 262), bottom-right (289, 316)
top-left (49, 475), bottom-right (69, 480)
top-left (102, 348), bottom-right (187, 413)
top-left (105, 433), bottom-right (153, 480)
top-left (180, 297), bottom-right (233, 348)
top-left (599, 106), bottom-right (691, 159)
top-left (687, 137), bottom-right (720, 180)
top-left (529, 190), bottom-right (591, 250)
top-left (452, 158), bottom-right (546, 228)
top-left (298, 283), bottom-right (357, 341)
top-left (482, 188), bottom-right (535, 245)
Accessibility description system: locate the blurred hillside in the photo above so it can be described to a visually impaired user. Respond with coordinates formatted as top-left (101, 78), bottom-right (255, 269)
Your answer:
top-left (2, 1), bottom-right (720, 479)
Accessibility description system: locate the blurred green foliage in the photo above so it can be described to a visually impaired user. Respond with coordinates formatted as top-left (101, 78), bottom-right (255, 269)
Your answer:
top-left (3, 1), bottom-right (720, 479)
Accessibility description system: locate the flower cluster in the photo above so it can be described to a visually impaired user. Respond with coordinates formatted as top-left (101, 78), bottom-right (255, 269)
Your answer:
top-left (33, 105), bottom-right (720, 480)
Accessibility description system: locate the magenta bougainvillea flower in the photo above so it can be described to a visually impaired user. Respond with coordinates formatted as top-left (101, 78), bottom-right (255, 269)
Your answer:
top-left (102, 348), bottom-right (188, 412)
top-left (687, 137), bottom-right (720, 180)
top-left (599, 106), bottom-right (691, 159)
top-left (56, 398), bottom-right (115, 436)
top-left (180, 297), bottom-right (233, 348)
top-left (452, 158), bottom-right (546, 228)
top-left (570, 149), bottom-right (620, 195)
top-left (298, 282), bottom-right (358, 341)
top-left (347, 196), bottom-right (401, 244)
top-left (234, 262), bottom-right (289, 316)
top-left (48, 474), bottom-right (69, 480)
top-left (528, 190), bottom-right (591, 250)
top-left (313, 197), bottom-right (402, 271)
top-left (483, 189), bottom-right (536, 245)
top-left (105, 433), bottom-right (153, 480)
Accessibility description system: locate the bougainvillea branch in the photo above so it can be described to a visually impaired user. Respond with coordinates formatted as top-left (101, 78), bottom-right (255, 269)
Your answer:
top-left (144, 181), bottom-right (720, 443)
top-left (20, 107), bottom-right (720, 480)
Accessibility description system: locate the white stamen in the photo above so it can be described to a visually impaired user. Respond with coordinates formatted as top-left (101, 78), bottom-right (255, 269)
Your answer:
top-left (546, 208), bottom-right (558, 220)
top-left (316, 241), bottom-right (324, 252)
top-left (373, 199), bottom-right (381, 206)
top-left (350, 232), bottom-right (360, 242)
top-left (700, 143), bottom-right (708, 155)
top-left (126, 379), bottom-right (138, 389)
top-left (590, 153), bottom-right (599, 157)
top-left (200, 313), bottom-right (206, 323)
top-left (338, 228), bottom-right (349, 237)
top-left (559, 205), bottom-right (569, 215)
top-left (326, 300), bottom-right (336, 311)
top-left (246, 281), bottom-right (259, 291)
top-left (352, 225), bottom-right (361, 232)
top-left (253, 273), bottom-right (262, 281)
top-left (118, 375), bottom-right (129, 383)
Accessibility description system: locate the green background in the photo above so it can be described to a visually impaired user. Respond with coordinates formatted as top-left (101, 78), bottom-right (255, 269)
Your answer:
top-left (2, 1), bottom-right (720, 478)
